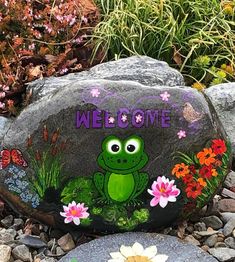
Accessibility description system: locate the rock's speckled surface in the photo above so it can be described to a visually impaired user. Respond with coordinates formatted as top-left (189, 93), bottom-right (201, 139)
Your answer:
top-left (59, 232), bottom-right (217, 262)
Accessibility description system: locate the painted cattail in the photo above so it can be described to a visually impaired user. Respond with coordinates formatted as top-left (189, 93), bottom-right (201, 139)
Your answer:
top-left (51, 146), bottom-right (58, 156)
top-left (27, 135), bottom-right (33, 148)
top-left (43, 125), bottom-right (49, 142)
top-left (35, 150), bottom-right (41, 161)
top-left (51, 128), bottom-right (60, 144)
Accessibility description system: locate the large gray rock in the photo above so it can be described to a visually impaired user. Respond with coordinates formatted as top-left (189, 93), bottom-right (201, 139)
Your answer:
top-left (27, 56), bottom-right (185, 102)
top-left (0, 57), bottom-right (232, 233)
top-left (205, 83), bottom-right (235, 157)
top-left (0, 116), bottom-right (13, 141)
top-left (59, 232), bottom-right (217, 262)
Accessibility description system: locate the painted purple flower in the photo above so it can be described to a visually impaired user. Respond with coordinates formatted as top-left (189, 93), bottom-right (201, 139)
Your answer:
top-left (148, 176), bottom-right (180, 208)
top-left (177, 130), bottom-right (186, 139)
top-left (160, 91), bottom-right (170, 102)
top-left (90, 88), bottom-right (100, 98)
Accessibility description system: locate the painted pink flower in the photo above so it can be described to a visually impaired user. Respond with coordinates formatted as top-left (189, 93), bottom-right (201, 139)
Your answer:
top-left (108, 116), bottom-right (115, 124)
top-left (135, 114), bottom-right (143, 123)
top-left (90, 88), bottom-right (100, 98)
top-left (177, 130), bottom-right (186, 139)
top-left (160, 91), bottom-right (170, 101)
top-left (60, 201), bottom-right (89, 225)
top-left (121, 114), bottom-right (128, 122)
top-left (148, 176), bottom-right (180, 208)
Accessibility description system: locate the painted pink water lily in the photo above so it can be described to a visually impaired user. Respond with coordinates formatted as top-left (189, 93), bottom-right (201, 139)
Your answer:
top-left (148, 176), bottom-right (180, 208)
top-left (60, 201), bottom-right (89, 225)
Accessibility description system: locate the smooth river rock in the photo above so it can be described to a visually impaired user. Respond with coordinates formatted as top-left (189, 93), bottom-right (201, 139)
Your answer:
top-left (59, 232), bottom-right (217, 262)
top-left (0, 57), bottom-right (232, 233)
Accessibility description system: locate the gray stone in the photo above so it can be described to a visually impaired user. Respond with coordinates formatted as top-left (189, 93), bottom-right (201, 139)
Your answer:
top-left (224, 171), bottom-right (235, 189)
top-left (221, 212), bottom-right (235, 223)
top-left (41, 258), bottom-right (58, 262)
top-left (201, 216), bottom-right (223, 230)
top-left (204, 235), bottom-right (218, 247)
top-left (12, 245), bottom-right (31, 262)
top-left (194, 222), bottom-right (207, 232)
top-left (224, 237), bottom-right (235, 249)
top-left (56, 247), bottom-right (65, 256)
top-left (59, 232), bottom-right (217, 262)
top-left (58, 233), bottom-right (75, 252)
top-left (205, 83), bottom-right (235, 157)
top-left (218, 199), bottom-right (235, 213)
top-left (1, 215), bottom-right (14, 228)
top-left (223, 218), bottom-right (235, 236)
top-left (28, 56), bottom-right (185, 102)
top-left (208, 247), bottom-right (235, 261)
top-left (214, 242), bottom-right (227, 248)
top-left (194, 230), bottom-right (219, 237)
top-left (11, 218), bottom-right (24, 230)
top-left (221, 188), bottom-right (235, 199)
top-left (0, 245), bottom-right (12, 262)
top-left (184, 235), bottom-right (201, 246)
top-left (0, 228), bottom-right (16, 243)
top-left (19, 235), bottom-right (47, 248)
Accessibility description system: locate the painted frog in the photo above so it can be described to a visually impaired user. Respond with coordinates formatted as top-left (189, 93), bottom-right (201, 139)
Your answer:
top-left (93, 135), bottom-right (149, 204)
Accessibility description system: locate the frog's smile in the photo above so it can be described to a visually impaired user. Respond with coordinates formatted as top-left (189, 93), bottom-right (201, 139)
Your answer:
top-left (101, 156), bottom-right (143, 172)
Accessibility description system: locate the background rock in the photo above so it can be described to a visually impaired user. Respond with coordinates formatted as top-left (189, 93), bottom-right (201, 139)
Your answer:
top-left (27, 56), bottom-right (185, 102)
top-left (205, 83), bottom-right (235, 160)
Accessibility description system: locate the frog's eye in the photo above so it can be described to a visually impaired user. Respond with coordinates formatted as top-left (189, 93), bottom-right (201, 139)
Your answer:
top-left (106, 139), bottom-right (122, 154)
top-left (125, 138), bottom-right (141, 154)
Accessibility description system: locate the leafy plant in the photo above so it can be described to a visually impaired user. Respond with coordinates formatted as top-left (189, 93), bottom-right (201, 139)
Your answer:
top-left (61, 177), bottom-right (98, 206)
top-left (27, 125), bottom-right (67, 199)
top-left (92, 0), bottom-right (235, 86)
top-left (0, 0), bottom-right (99, 116)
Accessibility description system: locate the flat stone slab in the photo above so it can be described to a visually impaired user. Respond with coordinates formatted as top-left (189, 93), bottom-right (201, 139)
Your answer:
top-left (59, 232), bottom-right (217, 262)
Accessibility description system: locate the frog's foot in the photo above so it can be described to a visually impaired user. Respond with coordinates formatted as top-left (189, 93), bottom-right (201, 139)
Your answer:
top-left (97, 197), bottom-right (112, 205)
top-left (126, 198), bottom-right (143, 207)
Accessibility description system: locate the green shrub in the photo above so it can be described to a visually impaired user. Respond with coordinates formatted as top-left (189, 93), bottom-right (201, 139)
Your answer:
top-left (92, 0), bottom-right (235, 86)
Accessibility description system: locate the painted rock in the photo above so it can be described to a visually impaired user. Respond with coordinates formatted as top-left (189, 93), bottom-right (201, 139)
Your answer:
top-left (0, 60), bottom-right (232, 233)
top-left (59, 232), bottom-right (217, 262)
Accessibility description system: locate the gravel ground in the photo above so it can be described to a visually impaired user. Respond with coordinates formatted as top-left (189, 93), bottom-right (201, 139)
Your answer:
top-left (0, 170), bottom-right (235, 262)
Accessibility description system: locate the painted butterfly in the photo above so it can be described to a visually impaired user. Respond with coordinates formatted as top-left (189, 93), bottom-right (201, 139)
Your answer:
top-left (0, 149), bottom-right (28, 169)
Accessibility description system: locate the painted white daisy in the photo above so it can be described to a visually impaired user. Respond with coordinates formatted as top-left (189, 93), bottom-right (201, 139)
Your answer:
top-left (108, 242), bottom-right (168, 262)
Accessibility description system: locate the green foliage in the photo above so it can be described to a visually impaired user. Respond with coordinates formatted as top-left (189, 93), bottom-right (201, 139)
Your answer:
top-left (92, 0), bottom-right (235, 85)
top-left (61, 177), bottom-right (98, 206)
top-left (29, 149), bottom-right (63, 199)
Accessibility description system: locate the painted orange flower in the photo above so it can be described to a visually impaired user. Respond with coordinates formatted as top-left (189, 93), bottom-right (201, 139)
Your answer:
top-left (212, 169), bottom-right (218, 177)
top-left (197, 148), bottom-right (216, 166)
top-left (197, 178), bottom-right (207, 187)
top-left (172, 163), bottom-right (190, 178)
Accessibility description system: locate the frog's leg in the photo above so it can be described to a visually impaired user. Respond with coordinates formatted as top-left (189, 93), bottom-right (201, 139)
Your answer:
top-left (128, 172), bottom-right (149, 205)
top-left (93, 172), bottom-right (106, 201)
